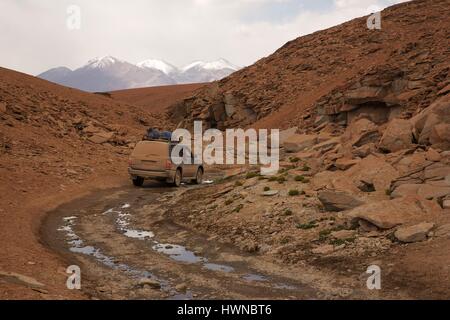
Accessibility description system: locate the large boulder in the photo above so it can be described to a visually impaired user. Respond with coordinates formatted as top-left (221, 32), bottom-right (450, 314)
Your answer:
top-left (342, 118), bottom-right (380, 148)
top-left (318, 190), bottom-right (363, 212)
top-left (379, 118), bottom-right (414, 152)
top-left (347, 195), bottom-right (441, 229)
top-left (88, 131), bottom-right (114, 144)
top-left (283, 134), bottom-right (318, 153)
top-left (412, 94), bottom-right (450, 150)
top-left (394, 222), bottom-right (435, 243)
top-left (313, 154), bottom-right (399, 194)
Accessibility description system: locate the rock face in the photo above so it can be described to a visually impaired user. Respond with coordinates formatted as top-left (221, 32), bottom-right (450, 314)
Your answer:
top-left (347, 196), bottom-right (441, 229)
top-left (318, 190), bottom-right (363, 212)
top-left (379, 119), bottom-right (413, 152)
top-left (390, 161), bottom-right (450, 200)
top-left (394, 222), bottom-right (435, 243)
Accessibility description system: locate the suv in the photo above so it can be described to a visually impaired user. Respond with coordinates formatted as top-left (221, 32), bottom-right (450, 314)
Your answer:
top-left (128, 140), bottom-right (204, 187)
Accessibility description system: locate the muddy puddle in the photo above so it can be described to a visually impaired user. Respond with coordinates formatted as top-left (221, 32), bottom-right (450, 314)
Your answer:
top-left (44, 185), bottom-right (317, 300)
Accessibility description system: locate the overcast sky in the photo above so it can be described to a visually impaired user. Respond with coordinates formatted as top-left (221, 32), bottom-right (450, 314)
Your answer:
top-left (0, 0), bottom-right (408, 75)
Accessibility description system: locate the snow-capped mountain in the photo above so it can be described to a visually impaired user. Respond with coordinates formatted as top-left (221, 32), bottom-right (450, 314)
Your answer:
top-left (37, 56), bottom-right (239, 92)
top-left (177, 58), bottom-right (239, 84)
top-left (137, 59), bottom-right (177, 75)
top-left (181, 58), bottom-right (239, 72)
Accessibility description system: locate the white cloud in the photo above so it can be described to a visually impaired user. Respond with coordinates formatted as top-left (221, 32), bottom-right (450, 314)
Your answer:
top-left (0, 0), bottom-right (408, 75)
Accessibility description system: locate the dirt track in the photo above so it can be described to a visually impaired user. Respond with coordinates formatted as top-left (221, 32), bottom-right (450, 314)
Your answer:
top-left (42, 181), bottom-right (386, 300)
top-left (42, 183), bottom-right (317, 299)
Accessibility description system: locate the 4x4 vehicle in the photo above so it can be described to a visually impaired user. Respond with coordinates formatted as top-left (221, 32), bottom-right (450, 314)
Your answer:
top-left (128, 139), bottom-right (203, 187)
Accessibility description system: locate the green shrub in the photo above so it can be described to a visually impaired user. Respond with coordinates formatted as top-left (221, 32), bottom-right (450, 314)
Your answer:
top-left (294, 175), bottom-right (305, 182)
top-left (245, 172), bottom-right (258, 179)
top-left (263, 186), bottom-right (270, 191)
top-left (284, 209), bottom-right (293, 216)
top-left (224, 199), bottom-right (233, 205)
top-left (277, 176), bottom-right (287, 184)
top-left (296, 220), bottom-right (317, 229)
top-left (289, 156), bottom-right (300, 163)
top-left (329, 237), bottom-right (356, 246)
top-left (288, 189), bottom-right (300, 196)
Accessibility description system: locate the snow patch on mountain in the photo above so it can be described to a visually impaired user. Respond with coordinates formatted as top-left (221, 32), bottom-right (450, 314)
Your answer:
top-left (137, 59), bottom-right (177, 74)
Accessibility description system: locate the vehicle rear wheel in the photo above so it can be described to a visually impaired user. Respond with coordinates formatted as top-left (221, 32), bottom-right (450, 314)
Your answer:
top-left (194, 168), bottom-right (203, 185)
top-left (132, 176), bottom-right (144, 187)
top-left (173, 169), bottom-right (182, 187)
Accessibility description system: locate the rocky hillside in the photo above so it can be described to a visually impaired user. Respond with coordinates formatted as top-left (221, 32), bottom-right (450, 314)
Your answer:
top-left (161, 0), bottom-right (450, 298)
top-left (0, 66), bottom-right (179, 209)
top-left (169, 0), bottom-right (449, 132)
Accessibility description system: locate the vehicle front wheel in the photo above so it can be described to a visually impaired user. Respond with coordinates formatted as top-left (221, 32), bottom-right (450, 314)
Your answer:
top-left (132, 177), bottom-right (144, 187)
top-left (173, 169), bottom-right (182, 187)
top-left (194, 168), bottom-right (203, 184)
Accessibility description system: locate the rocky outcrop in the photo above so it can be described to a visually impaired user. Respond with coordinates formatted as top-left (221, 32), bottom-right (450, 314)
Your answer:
top-left (167, 1), bottom-right (450, 132)
top-left (390, 157), bottom-right (450, 202)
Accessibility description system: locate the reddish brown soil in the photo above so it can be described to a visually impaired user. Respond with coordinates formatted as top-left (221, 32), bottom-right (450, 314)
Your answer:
top-left (109, 83), bottom-right (205, 114)
top-left (0, 68), bottom-right (198, 299)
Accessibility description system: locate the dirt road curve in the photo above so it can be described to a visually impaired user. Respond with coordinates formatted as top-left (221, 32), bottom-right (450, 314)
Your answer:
top-left (42, 183), bottom-right (330, 300)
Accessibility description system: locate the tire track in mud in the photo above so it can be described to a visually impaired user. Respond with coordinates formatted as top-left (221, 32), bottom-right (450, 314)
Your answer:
top-left (42, 183), bottom-right (319, 299)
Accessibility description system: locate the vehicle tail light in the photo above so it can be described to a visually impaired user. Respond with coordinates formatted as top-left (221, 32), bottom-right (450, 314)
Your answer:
top-left (165, 159), bottom-right (172, 169)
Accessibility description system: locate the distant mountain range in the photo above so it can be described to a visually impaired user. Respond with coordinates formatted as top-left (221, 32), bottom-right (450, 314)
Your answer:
top-left (37, 56), bottom-right (240, 92)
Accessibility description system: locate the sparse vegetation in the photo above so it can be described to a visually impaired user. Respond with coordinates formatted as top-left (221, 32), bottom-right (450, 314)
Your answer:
top-left (235, 180), bottom-right (243, 187)
top-left (288, 189), bottom-right (300, 196)
top-left (294, 175), bottom-right (305, 182)
top-left (245, 172), bottom-right (259, 179)
top-left (289, 156), bottom-right (300, 163)
top-left (263, 186), bottom-right (270, 191)
top-left (277, 176), bottom-right (286, 184)
top-left (296, 220), bottom-right (317, 229)
top-left (224, 199), bottom-right (233, 205)
top-left (283, 209), bottom-right (293, 216)
top-left (301, 164), bottom-right (311, 171)
top-left (329, 237), bottom-right (356, 246)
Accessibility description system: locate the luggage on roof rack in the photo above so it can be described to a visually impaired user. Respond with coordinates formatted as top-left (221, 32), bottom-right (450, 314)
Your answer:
top-left (143, 128), bottom-right (172, 141)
